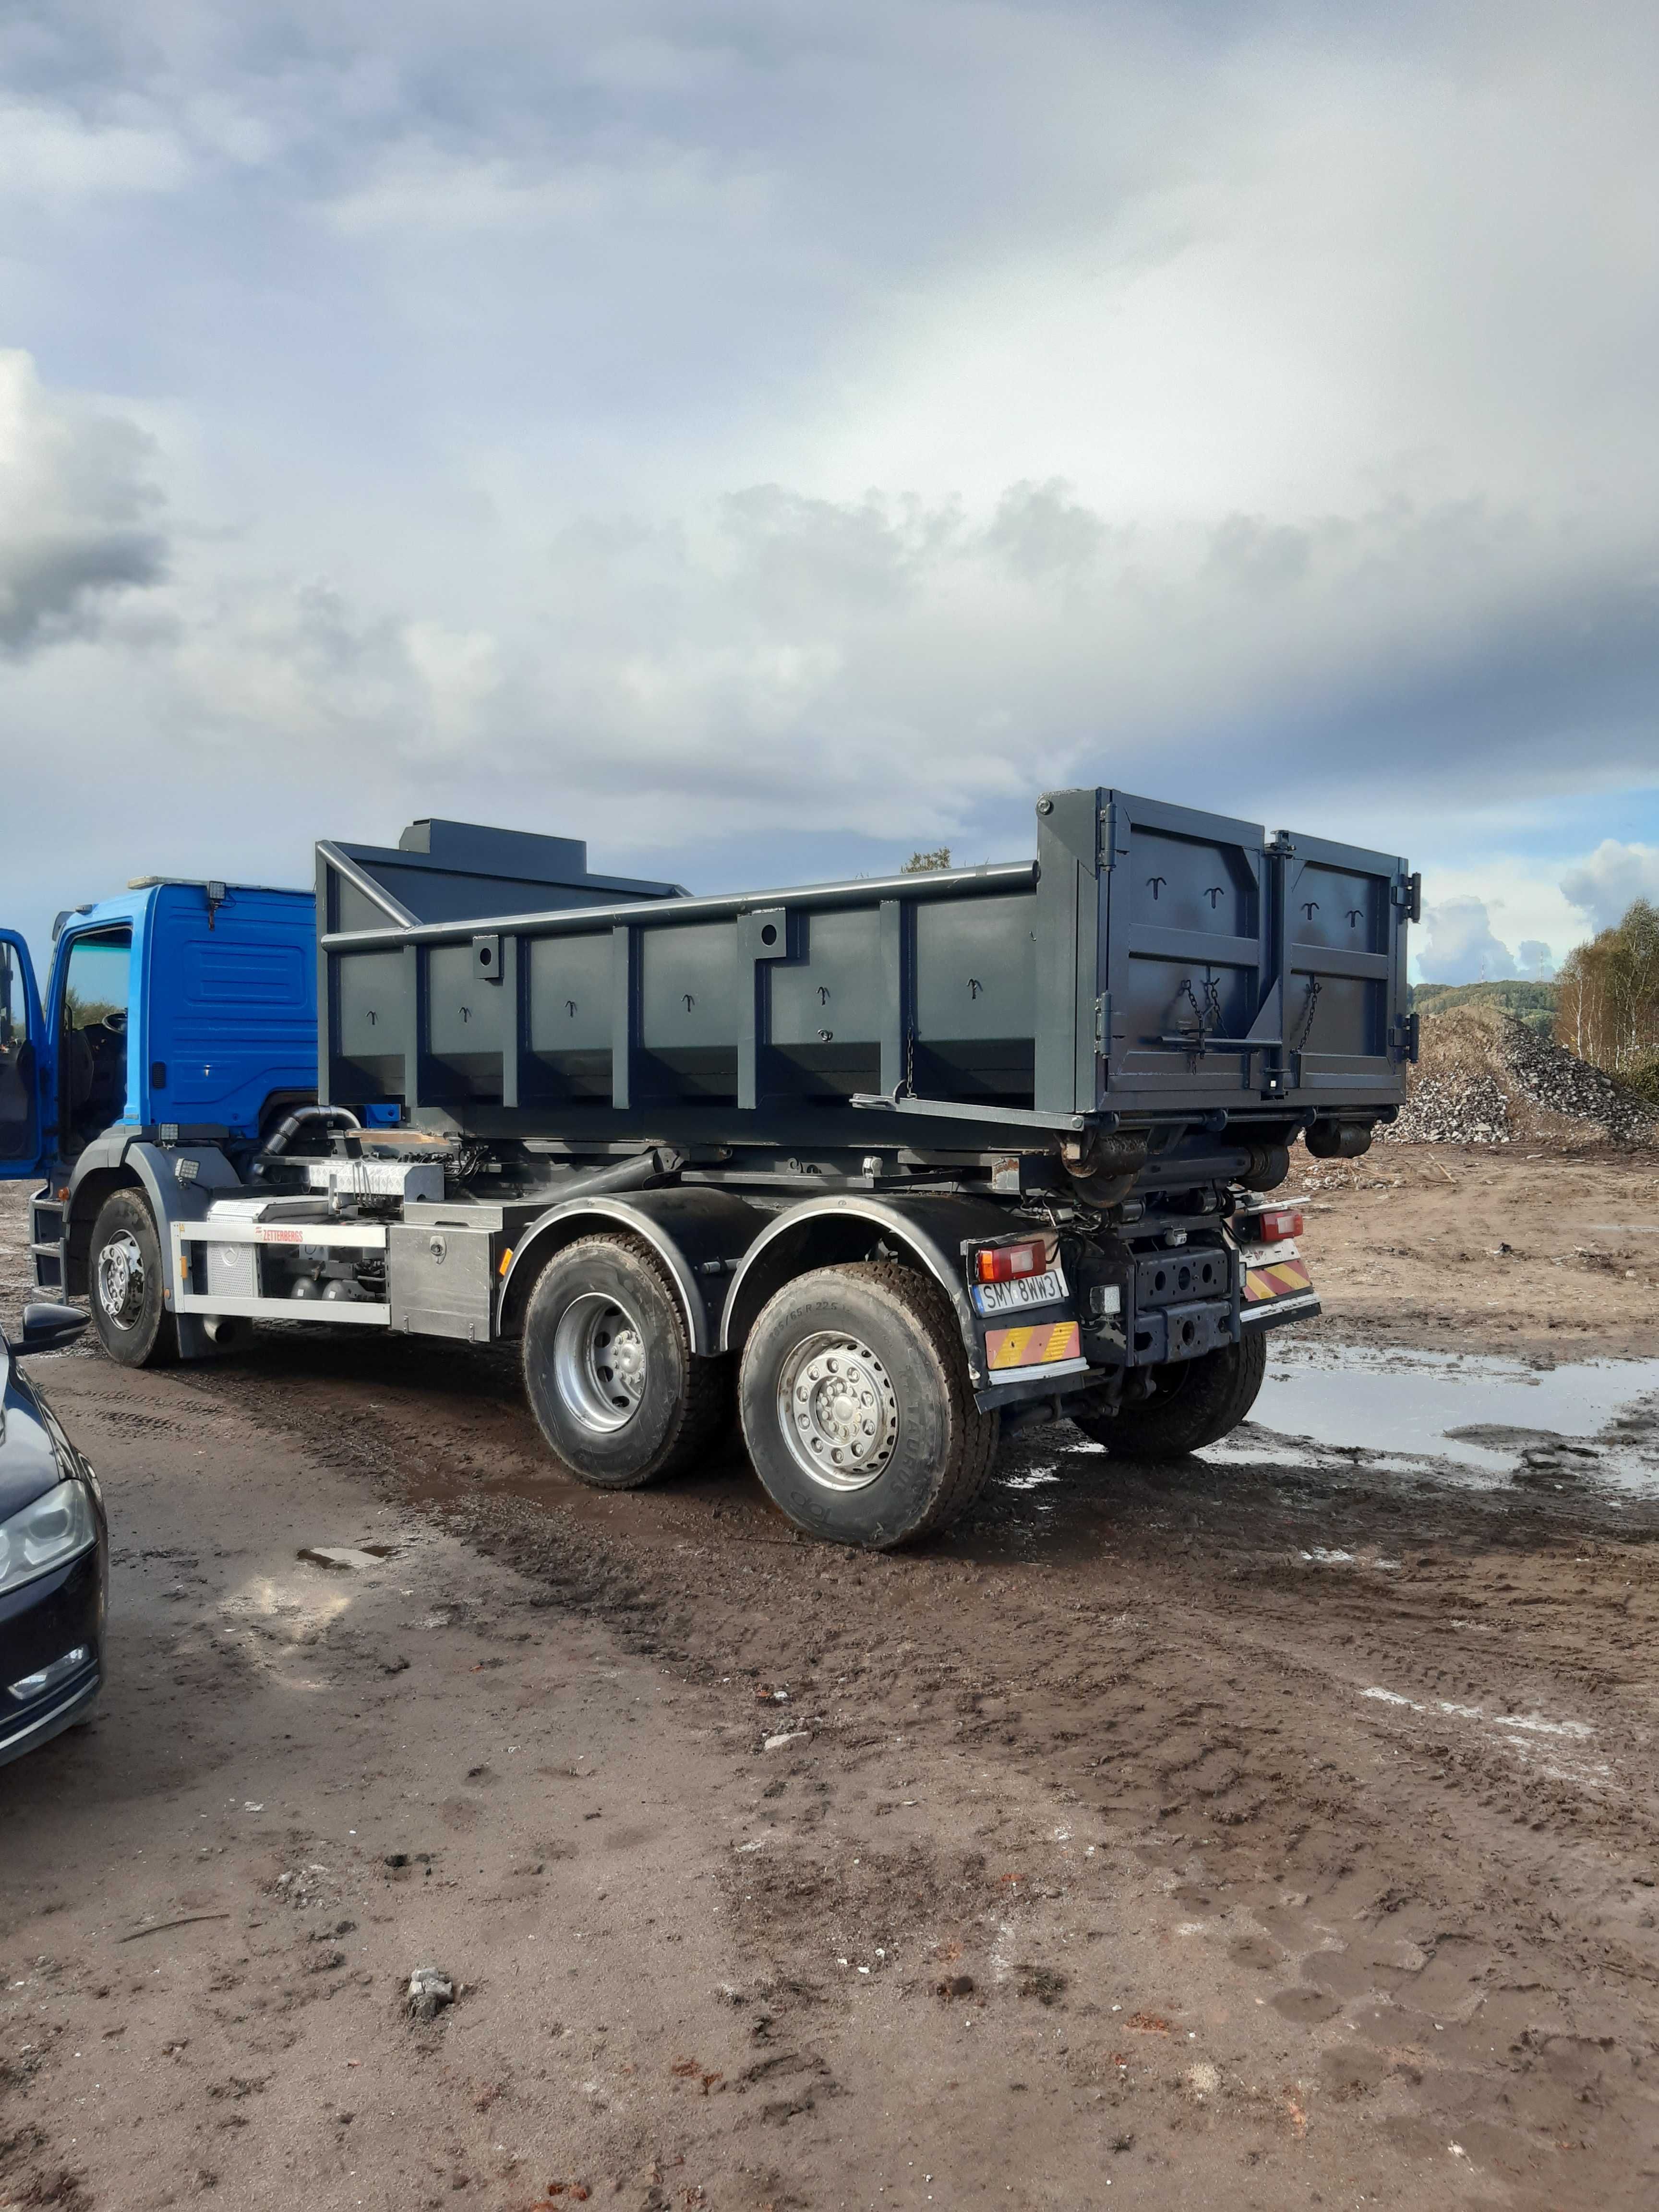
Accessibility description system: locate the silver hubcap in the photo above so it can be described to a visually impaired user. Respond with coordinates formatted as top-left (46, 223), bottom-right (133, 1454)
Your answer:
top-left (97, 1229), bottom-right (146, 1330)
top-left (777, 1332), bottom-right (899, 1492)
top-left (553, 1292), bottom-right (648, 1432)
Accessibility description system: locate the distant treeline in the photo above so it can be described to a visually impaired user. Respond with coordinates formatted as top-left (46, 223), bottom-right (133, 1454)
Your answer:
top-left (1556, 901), bottom-right (1659, 1103)
top-left (1409, 979), bottom-right (1557, 1034)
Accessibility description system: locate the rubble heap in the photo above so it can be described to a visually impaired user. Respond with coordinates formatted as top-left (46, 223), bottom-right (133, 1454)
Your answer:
top-left (1385, 1006), bottom-right (1658, 1147)
top-left (1502, 1019), bottom-right (1659, 1141)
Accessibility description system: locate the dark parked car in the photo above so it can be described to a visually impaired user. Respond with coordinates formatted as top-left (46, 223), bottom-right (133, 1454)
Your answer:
top-left (0, 1303), bottom-right (106, 1767)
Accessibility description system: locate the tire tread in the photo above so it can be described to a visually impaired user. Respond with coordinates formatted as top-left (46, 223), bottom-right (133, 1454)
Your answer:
top-left (520, 1233), bottom-right (730, 1489)
top-left (89, 1189), bottom-right (179, 1370)
top-left (741, 1260), bottom-right (1000, 1546)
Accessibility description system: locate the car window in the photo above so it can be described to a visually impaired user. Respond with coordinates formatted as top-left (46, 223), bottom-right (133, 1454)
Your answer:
top-left (59, 930), bottom-right (132, 1156)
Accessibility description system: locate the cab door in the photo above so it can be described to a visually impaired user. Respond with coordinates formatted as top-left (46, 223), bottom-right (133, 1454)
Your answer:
top-left (0, 931), bottom-right (49, 1178)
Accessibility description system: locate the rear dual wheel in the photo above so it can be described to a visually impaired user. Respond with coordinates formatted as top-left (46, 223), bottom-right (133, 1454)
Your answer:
top-left (522, 1243), bottom-right (1001, 1549)
top-left (738, 1262), bottom-right (1000, 1549)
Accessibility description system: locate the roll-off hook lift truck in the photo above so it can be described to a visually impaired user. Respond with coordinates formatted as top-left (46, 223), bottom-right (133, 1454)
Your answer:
top-left (0, 790), bottom-right (1416, 1547)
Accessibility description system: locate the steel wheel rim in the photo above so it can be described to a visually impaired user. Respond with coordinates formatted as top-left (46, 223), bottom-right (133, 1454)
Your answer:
top-left (777, 1331), bottom-right (899, 1492)
top-left (552, 1291), bottom-right (648, 1432)
top-left (96, 1228), bottom-right (146, 1330)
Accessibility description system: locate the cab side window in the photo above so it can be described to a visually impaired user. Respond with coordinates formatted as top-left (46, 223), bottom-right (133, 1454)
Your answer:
top-left (59, 930), bottom-right (132, 1158)
top-left (0, 942), bottom-right (34, 1160)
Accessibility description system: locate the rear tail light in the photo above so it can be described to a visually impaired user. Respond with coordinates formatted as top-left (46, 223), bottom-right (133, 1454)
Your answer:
top-left (972, 1237), bottom-right (1052, 1283)
top-left (1250, 1207), bottom-right (1303, 1242)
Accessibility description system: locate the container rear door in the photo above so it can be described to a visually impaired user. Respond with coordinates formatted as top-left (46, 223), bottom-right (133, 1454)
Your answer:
top-left (1280, 833), bottom-right (1409, 1104)
top-left (1100, 793), bottom-right (1276, 1110)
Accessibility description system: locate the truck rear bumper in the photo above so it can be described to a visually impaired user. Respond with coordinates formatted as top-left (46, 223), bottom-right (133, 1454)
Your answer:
top-left (1241, 1290), bottom-right (1321, 1331)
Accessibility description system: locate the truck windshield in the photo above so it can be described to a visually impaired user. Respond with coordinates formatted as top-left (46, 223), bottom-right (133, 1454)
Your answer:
top-left (59, 929), bottom-right (131, 1158)
top-left (0, 942), bottom-right (34, 1161)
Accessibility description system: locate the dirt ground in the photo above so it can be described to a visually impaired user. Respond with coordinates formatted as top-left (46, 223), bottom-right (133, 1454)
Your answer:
top-left (3, 1147), bottom-right (1659, 2212)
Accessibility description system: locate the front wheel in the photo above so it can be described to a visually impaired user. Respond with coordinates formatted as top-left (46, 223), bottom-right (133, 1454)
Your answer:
top-left (738, 1262), bottom-right (1000, 1549)
top-left (1069, 1330), bottom-right (1266, 1459)
top-left (521, 1235), bottom-right (730, 1489)
top-left (89, 1190), bottom-right (178, 1368)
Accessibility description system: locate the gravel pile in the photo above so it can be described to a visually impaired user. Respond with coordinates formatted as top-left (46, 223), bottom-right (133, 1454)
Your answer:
top-left (1386, 1006), bottom-right (1658, 1147)
top-left (1502, 1019), bottom-right (1659, 1142)
top-left (1388, 1064), bottom-right (1514, 1145)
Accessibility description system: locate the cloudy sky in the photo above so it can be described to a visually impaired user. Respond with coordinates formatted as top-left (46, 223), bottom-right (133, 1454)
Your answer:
top-left (3, 1), bottom-right (1657, 979)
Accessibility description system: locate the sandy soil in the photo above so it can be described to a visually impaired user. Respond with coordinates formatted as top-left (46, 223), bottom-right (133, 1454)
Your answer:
top-left (1298, 1139), bottom-right (1659, 1358)
top-left (3, 1150), bottom-right (1659, 2212)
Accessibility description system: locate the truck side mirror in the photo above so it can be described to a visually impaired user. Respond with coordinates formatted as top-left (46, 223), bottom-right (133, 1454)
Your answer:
top-left (15, 1302), bottom-right (89, 1356)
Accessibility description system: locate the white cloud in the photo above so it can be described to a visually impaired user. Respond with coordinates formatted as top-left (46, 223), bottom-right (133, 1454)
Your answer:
top-left (401, 619), bottom-right (504, 754)
top-left (1414, 904), bottom-right (1553, 988)
top-left (0, 350), bottom-right (167, 656)
top-left (1418, 897), bottom-right (1520, 985)
top-left (0, 101), bottom-right (189, 200)
top-left (1561, 841), bottom-right (1659, 931)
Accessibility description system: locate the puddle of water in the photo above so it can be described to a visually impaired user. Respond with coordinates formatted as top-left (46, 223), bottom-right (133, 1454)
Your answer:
top-left (1206, 1342), bottom-right (1659, 1493)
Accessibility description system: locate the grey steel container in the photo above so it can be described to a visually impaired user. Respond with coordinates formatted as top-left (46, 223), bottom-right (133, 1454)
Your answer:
top-left (316, 789), bottom-right (1415, 1144)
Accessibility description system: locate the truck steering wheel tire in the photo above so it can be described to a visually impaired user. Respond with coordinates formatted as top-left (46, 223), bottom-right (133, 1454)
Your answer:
top-left (1069, 1329), bottom-right (1266, 1460)
top-left (89, 1190), bottom-right (179, 1369)
top-left (521, 1235), bottom-right (731, 1489)
top-left (738, 1262), bottom-right (1000, 1550)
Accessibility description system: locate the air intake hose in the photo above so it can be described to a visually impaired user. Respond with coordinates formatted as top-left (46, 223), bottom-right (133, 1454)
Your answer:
top-left (259, 1104), bottom-right (363, 1162)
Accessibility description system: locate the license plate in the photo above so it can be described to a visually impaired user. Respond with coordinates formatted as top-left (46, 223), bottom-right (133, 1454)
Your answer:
top-left (971, 1264), bottom-right (1069, 1317)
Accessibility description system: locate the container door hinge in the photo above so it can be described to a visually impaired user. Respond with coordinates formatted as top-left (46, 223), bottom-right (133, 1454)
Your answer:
top-left (1097, 802), bottom-right (1121, 872)
top-left (1389, 1011), bottom-right (1420, 1063)
top-left (1094, 993), bottom-right (1111, 1050)
top-left (1391, 870), bottom-right (1422, 923)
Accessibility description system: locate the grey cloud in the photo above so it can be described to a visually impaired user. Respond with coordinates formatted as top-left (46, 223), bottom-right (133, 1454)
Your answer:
top-left (988, 481), bottom-right (1107, 579)
top-left (0, 350), bottom-right (166, 657)
top-left (128, 467), bottom-right (1659, 865)
top-left (3, 2), bottom-right (1659, 918)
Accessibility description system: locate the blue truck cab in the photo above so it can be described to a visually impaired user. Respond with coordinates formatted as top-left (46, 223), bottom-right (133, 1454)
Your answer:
top-left (0, 880), bottom-right (318, 1301)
